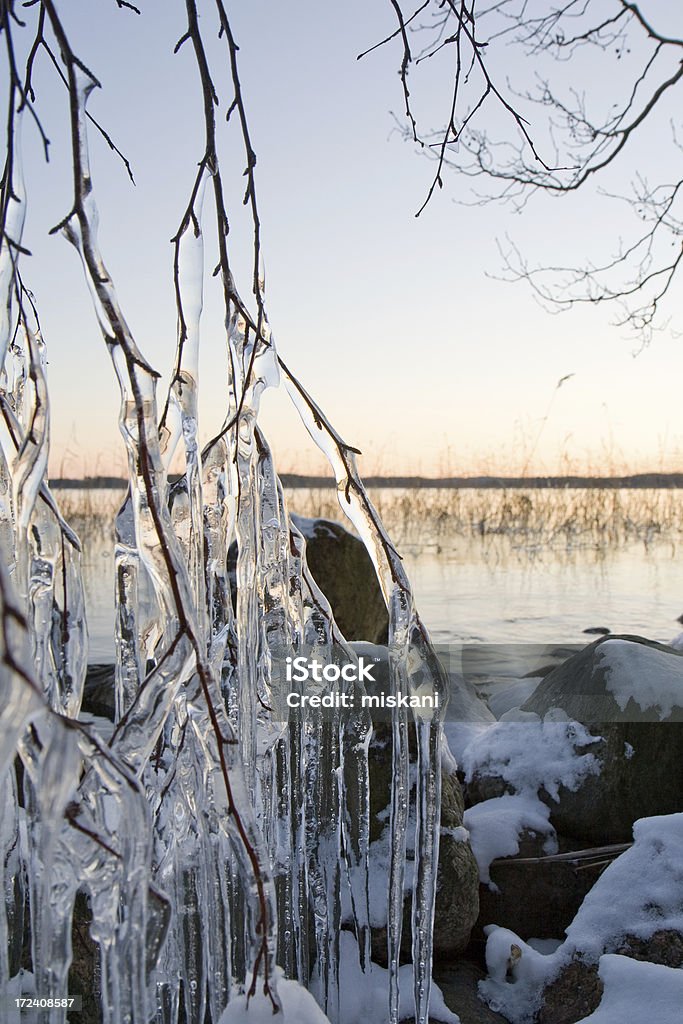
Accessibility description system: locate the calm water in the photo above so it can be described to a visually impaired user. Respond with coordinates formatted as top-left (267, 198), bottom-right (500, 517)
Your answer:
top-left (69, 487), bottom-right (683, 660)
top-left (402, 544), bottom-right (681, 647)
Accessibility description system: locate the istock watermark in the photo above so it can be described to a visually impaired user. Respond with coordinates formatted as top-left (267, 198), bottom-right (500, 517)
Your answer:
top-left (267, 640), bottom-right (673, 724)
top-left (285, 655), bottom-right (377, 685)
top-left (270, 649), bottom-right (441, 720)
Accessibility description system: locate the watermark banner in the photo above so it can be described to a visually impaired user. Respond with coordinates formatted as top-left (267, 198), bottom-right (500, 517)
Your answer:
top-left (265, 639), bottom-right (683, 723)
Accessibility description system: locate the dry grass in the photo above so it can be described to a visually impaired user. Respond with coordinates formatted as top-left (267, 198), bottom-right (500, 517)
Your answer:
top-left (54, 484), bottom-right (683, 558)
top-left (285, 486), bottom-right (683, 555)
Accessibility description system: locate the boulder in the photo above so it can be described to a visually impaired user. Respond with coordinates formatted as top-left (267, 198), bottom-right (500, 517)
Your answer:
top-left (536, 931), bottom-right (683, 1024)
top-left (520, 634), bottom-right (683, 723)
top-left (291, 516), bottom-right (389, 644)
top-left (520, 635), bottom-right (683, 842)
top-left (228, 516), bottom-right (389, 644)
top-left (475, 832), bottom-right (598, 943)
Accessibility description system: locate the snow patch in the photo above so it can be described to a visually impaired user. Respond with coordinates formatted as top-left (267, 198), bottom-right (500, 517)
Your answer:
top-left (442, 825), bottom-right (470, 843)
top-left (463, 794), bottom-right (557, 886)
top-left (479, 928), bottom-right (555, 1024)
top-left (336, 932), bottom-right (459, 1024)
top-left (599, 639), bottom-right (683, 718)
top-left (219, 972), bottom-right (330, 1023)
top-left (573, 955), bottom-right (683, 1024)
top-left (462, 716), bottom-right (602, 801)
top-left (290, 514), bottom-right (343, 541)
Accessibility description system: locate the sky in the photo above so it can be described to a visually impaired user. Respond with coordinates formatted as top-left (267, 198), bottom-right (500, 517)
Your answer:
top-left (12, 0), bottom-right (683, 478)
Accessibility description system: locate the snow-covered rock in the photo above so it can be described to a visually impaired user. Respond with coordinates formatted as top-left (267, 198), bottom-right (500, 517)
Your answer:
top-left (573, 955), bottom-right (683, 1024)
top-left (519, 635), bottom-right (683, 842)
top-left (478, 812), bottom-right (683, 1024)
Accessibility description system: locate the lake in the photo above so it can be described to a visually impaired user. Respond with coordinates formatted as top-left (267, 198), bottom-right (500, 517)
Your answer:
top-left (61, 486), bottom-right (683, 660)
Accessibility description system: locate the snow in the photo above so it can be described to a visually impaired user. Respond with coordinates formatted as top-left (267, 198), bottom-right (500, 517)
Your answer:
top-left (461, 715), bottom-right (602, 801)
top-left (479, 928), bottom-right (555, 1024)
top-left (599, 639), bottom-right (683, 718)
top-left (565, 812), bottom-right (683, 957)
top-left (290, 514), bottom-right (343, 541)
top-left (478, 813), bottom-right (683, 1024)
top-left (443, 824), bottom-right (470, 843)
top-left (573, 955), bottom-right (683, 1024)
top-left (463, 794), bottom-right (557, 886)
top-left (220, 889), bottom-right (465, 1024)
top-left (336, 932), bottom-right (459, 1024)
top-left (526, 938), bottom-right (563, 954)
top-left (219, 973), bottom-right (331, 1023)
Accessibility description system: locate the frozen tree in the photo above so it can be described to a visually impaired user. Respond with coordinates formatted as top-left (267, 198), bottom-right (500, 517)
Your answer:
top-left (0, 2), bottom-right (450, 1024)
top-left (370, 1), bottom-right (683, 342)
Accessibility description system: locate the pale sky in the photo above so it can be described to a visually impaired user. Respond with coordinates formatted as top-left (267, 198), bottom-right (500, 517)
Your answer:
top-left (14, 0), bottom-right (683, 477)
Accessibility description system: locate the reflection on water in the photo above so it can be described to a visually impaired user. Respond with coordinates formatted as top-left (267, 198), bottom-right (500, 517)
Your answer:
top-left (60, 487), bottom-right (683, 659)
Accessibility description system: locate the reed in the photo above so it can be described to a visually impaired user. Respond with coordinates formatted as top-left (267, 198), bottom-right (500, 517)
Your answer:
top-left (58, 484), bottom-right (683, 557)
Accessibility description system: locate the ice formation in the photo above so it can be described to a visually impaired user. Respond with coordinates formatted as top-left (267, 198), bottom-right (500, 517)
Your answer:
top-left (0, 4), bottom-right (448, 1024)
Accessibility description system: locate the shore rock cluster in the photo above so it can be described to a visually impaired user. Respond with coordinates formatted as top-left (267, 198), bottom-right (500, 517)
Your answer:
top-left (79, 518), bottom-right (683, 1024)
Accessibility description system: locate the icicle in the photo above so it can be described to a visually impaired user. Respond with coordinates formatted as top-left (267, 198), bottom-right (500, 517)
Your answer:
top-left (0, 11), bottom-right (452, 1024)
top-left (201, 437), bottom-right (235, 683)
top-left (1, 770), bottom-right (22, 985)
top-left (283, 365), bottom-right (448, 1023)
top-left (226, 309), bottom-right (280, 797)
top-left (54, 61), bottom-right (281, 1020)
top-left (114, 494), bottom-right (144, 720)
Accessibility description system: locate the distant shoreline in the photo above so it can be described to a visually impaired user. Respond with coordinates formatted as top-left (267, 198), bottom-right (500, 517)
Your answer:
top-left (51, 472), bottom-right (683, 490)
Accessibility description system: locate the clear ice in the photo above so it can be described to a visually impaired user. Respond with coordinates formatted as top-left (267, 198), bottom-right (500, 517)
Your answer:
top-left (0, 5), bottom-right (449, 1023)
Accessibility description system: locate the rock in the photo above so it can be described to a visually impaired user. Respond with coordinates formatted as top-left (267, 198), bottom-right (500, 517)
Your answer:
top-left (433, 960), bottom-right (511, 1024)
top-left (228, 516), bottom-right (389, 644)
top-left (615, 929), bottom-right (683, 969)
top-left (291, 516), bottom-right (389, 643)
top-left (520, 635), bottom-right (683, 842)
top-left (521, 634), bottom-right (683, 723)
top-left (536, 960), bottom-right (603, 1024)
top-left (474, 833), bottom-right (598, 943)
